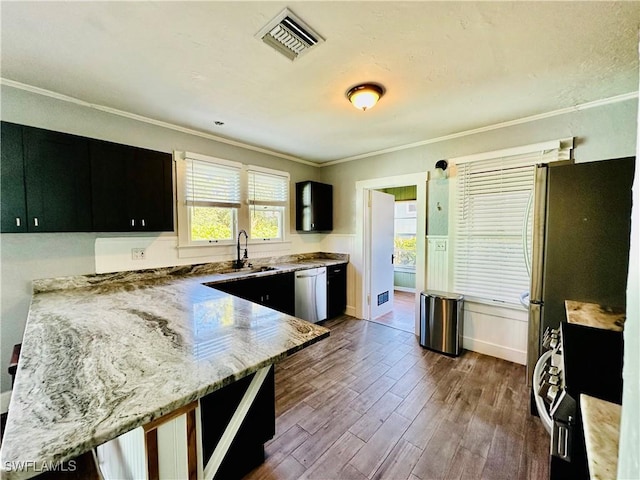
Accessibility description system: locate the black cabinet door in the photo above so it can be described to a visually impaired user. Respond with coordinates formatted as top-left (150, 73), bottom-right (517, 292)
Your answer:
top-left (296, 181), bottom-right (333, 232)
top-left (200, 366), bottom-right (275, 479)
top-left (23, 127), bottom-right (92, 232)
top-left (327, 263), bottom-right (347, 318)
top-left (127, 148), bottom-right (173, 231)
top-left (1, 122), bottom-right (27, 233)
top-left (90, 140), bottom-right (173, 232)
top-left (90, 140), bottom-right (133, 231)
top-left (266, 272), bottom-right (295, 315)
top-left (213, 277), bottom-right (263, 304)
top-left (212, 272), bottom-right (295, 315)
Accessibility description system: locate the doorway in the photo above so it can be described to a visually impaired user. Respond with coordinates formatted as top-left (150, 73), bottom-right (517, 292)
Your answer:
top-left (354, 172), bottom-right (428, 335)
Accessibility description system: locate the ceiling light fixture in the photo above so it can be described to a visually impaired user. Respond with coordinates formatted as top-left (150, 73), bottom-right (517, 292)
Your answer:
top-left (346, 83), bottom-right (385, 111)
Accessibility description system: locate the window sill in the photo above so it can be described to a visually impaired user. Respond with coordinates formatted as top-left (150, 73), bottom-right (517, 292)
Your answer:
top-left (177, 240), bottom-right (292, 259)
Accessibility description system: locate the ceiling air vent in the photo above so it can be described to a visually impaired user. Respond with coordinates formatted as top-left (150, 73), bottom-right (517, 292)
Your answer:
top-left (256, 8), bottom-right (324, 61)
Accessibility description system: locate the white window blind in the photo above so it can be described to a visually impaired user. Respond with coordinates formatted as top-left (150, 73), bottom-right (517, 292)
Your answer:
top-left (452, 142), bottom-right (571, 305)
top-left (247, 169), bottom-right (289, 206)
top-left (184, 157), bottom-right (241, 208)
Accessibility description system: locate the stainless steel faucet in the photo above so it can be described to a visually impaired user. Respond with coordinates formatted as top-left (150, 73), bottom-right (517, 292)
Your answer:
top-left (235, 230), bottom-right (248, 269)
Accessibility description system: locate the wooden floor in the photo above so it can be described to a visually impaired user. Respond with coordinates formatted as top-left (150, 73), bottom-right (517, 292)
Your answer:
top-left (370, 290), bottom-right (417, 334)
top-left (243, 316), bottom-right (550, 480)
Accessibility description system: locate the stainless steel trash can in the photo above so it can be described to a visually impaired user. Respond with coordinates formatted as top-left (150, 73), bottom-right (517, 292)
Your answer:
top-left (420, 290), bottom-right (464, 356)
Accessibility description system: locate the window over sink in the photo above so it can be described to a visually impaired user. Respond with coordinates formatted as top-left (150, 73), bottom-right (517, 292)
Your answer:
top-left (176, 151), bottom-right (290, 251)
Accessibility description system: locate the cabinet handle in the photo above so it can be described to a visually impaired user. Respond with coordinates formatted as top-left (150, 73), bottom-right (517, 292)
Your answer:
top-left (15, 218), bottom-right (21, 227)
top-left (311, 223), bottom-right (315, 229)
top-left (141, 219), bottom-right (146, 227)
top-left (33, 217), bottom-right (39, 227)
top-left (131, 219), bottom-right (135, 227)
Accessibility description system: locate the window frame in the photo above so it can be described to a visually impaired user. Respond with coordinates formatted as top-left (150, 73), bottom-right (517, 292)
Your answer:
top-left (394, 200), bottom-right (417, 271)
top-left (449, 139), bottom-right (573, 307)
top-left (246, 165), bottom-right (290, 242)
top-left (175, 152), bottom-right (291, 253)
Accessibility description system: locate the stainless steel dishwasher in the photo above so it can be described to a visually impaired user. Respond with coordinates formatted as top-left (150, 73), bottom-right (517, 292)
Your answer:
top-left (294, 267), bottom-right (327, 323)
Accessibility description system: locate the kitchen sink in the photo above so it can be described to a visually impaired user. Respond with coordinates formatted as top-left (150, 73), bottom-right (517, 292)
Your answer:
top-left (218, 265), bottom-right (279, 275)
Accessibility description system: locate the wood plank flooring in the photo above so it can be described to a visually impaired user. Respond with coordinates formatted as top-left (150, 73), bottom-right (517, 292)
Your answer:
top-left (243, 315), bottom-right (550, 480)
top-left (370, 291), bottom-right (417, 334)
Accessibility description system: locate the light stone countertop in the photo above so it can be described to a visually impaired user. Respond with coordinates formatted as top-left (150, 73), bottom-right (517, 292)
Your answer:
top-left (0, 253), bottom-right (346, 480)
top-left (581, 394), bottom-right (621, 480)
top-left (565, 300), bottom-right (625, 332)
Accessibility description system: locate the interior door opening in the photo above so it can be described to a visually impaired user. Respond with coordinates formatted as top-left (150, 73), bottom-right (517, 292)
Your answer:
top-left (370, 185), bottom-right (418, 333)
top-left (355, 172), bottom-right (428, 336)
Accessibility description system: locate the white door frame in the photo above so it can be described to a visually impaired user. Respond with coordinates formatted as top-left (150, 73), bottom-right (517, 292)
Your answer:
top-left (354, 172), bottom-right (428, 333)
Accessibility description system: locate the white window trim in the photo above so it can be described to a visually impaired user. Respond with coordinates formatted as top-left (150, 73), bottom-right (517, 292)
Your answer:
top-left (450, 138), bottom-right (574, 165)
top-left (246, 164), bottom-right (291, 243)
top-left (175, 152), bottom-right (291, 256)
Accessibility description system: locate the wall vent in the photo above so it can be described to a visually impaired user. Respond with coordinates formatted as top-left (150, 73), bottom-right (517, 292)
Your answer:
top-left (256, 8), bottom-right (324, 61)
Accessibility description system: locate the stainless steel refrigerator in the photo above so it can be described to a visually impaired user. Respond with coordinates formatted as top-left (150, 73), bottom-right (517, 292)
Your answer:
top-left (526, 157), bottom-right (635, 381)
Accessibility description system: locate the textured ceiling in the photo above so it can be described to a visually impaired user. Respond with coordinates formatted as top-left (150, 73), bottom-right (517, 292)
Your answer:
top-left (1, 1), bottom-right (639, 163)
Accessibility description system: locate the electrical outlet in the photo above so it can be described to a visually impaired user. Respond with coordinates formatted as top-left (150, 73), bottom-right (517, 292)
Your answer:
top-left (131, 248), bottom-right (146, 260)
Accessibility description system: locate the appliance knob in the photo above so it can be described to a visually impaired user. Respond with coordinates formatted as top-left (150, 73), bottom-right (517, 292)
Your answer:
top-left (546, 385), bottom-right (560, 404)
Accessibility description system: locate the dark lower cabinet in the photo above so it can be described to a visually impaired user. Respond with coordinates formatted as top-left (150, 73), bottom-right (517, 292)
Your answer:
top-left (90, 139), bottom-right (173, 232)
top-left (200, 366), bottom-right (275, 480)
top-left (327, 263), bottom-right (347, 318)
top-left (214, 272), bottom-right (295, 316)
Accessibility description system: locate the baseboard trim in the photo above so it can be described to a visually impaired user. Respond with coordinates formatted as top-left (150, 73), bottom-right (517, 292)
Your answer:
top-left (462, 336), bottom-right (526, 365)
top-left (1, 390), bottom-right (12, 414)
top-left (394, 287), bottom-right (416, 293)
top-left (345, 305), bottom-right (357, 318)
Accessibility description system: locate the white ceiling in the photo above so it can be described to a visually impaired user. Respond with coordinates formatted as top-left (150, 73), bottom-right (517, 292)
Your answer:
top-left (1, 1), bottom-right (639, 164)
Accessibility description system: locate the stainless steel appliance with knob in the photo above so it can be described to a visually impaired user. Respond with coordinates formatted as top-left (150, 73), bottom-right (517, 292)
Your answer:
top-left (533, 321), bottom-right (624, 479)
top-left (294, 267), bottom-right (327, 323)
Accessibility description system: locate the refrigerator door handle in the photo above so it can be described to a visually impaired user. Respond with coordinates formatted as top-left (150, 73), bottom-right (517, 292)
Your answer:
top-left (526, 164), bottom-right (549, 385)
top-left (529, 164), bottom-right (548, 303)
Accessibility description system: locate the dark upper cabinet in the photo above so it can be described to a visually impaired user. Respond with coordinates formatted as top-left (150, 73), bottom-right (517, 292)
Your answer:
top-left (296, 181), bottom-right (333, 232)
top-left (1, 121), bottom-right (174, 233)
top-left (327, 263), bottom-right (347, 319)
top-left (23, 126), bottom-right (93, 232)
top-left (2, 124), bottom-right (93, 233)
top-left (90, 140), bottom-right (173, 232)
top-left (1, 122), bottom-right (27, 232)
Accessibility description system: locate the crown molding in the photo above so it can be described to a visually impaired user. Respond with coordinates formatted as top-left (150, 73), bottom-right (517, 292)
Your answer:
top-left (0, 78), bottom-right (317, 167)
top-left (320, 91), bottom-right (639, 167)
top-left (2, 78), bottom-right (636, 169)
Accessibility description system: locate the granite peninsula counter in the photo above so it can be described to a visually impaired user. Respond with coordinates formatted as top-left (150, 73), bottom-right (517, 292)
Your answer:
top-left (0, 253), bottom-right (344, 479)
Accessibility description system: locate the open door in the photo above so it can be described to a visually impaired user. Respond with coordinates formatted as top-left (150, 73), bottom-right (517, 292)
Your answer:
top-left (368, 190), bottom-right (395, 319)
